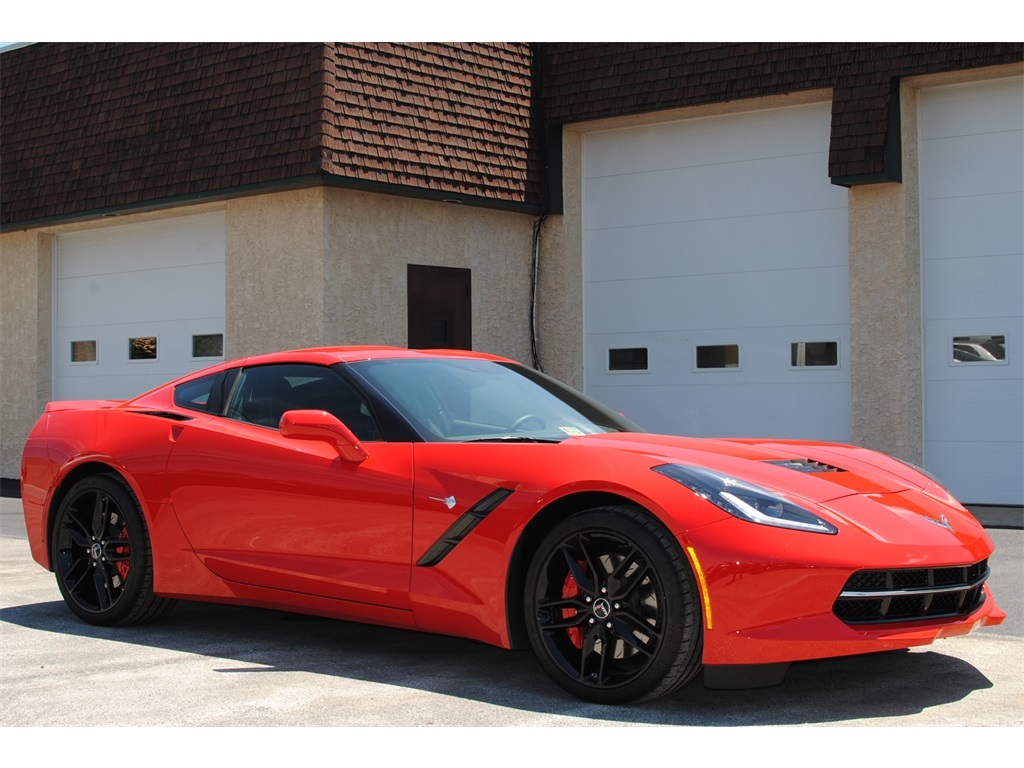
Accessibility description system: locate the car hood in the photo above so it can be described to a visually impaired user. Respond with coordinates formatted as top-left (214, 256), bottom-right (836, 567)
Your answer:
top-left (566, 433), bottom-right (984, 546)
top-left (569, 433), bottom-right (928, 501)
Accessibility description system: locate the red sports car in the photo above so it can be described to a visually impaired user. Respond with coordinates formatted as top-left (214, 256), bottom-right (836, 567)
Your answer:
top-left (20, 347), bottom-right (1005, 703)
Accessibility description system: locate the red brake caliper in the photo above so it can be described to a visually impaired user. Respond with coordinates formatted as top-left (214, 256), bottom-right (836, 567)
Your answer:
top-left (562, 564), bottom-right (586, 649)
top-left (115, 526), bottom-right (130, 581)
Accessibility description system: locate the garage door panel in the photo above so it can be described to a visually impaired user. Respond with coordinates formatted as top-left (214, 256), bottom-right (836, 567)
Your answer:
top-left (586, 208), bottom-right (849, 282)
top-left (589, 326), bottom-right (849, 382)
top-left (923, 253), bottom-right (1023, 321)
top-left (55, 215), bottom-right (226, 279)
top-left (57, 262), bottom-right (225, 327)
top-left (922, 192), bottom-right (1023, 261)
top-left (925, 382), bottom-right (1023, 442)
top-left (923, 442), bottom-right (1022, 506)
top-left (587, 266), bottom-right (849, 334)
top-left (919, 77), bottom-right (1024, 140)
top-left (586, 152), bottom-right (844, 231)
top-left (920, 131), bottom-right (1023, 199)
top-left (590, 381), bottom-right (851, 441)
top-left (585, 103), bottom-right (832, 179)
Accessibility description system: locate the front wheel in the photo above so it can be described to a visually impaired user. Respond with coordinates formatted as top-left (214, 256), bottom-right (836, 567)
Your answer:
top-left (51, 473), bottom-right (174, 626)
top-left (524, 506), bottom-right (702, 703)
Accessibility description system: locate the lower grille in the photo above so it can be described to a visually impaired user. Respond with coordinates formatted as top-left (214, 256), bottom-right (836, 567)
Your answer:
top-left (833, 559), bottom-right (988, 624)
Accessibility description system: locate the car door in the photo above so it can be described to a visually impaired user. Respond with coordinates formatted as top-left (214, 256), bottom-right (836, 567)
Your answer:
top-left (165, 363), bottom-right (414, 609)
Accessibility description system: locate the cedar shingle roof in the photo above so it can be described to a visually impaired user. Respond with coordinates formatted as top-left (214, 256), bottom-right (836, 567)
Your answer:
top-left (321, 44), bottom-right (537, 200)
top-left (1, 43), bottom-right (539, 227)
top-left (1, 43), bottom-right (323, 226)
top-left (2, 43), bottom-right (1021, 229)
top-left (538, 43), bottom-right (1023, 183)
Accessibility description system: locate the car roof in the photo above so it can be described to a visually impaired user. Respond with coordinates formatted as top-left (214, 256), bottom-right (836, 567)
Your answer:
top-left (238, 346), bottom-right (515, 366)
top-left (127, 347), bottom-right (519, 406)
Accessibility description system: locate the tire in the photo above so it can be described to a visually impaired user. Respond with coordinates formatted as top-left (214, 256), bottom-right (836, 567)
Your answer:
top-left (51, 473), bottom-right (174, 626)
top-left (524, 506), bottom-right (703, 704)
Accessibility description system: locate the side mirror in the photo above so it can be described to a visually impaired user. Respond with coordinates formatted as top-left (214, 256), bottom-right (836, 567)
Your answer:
top-left (279, 410), bottom-right (368, 463)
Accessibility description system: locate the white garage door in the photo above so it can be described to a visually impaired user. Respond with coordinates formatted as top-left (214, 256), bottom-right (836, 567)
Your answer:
top-left (920, 77), bottom-right (1023, 505)
top-left (583, 102), bottom-right (851, 441)
top-left (54, 213), bottom-right (226, 400)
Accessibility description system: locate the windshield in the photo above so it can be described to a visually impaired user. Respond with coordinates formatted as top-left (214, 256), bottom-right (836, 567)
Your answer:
top-left (347, 358), bottom-right (641, 442)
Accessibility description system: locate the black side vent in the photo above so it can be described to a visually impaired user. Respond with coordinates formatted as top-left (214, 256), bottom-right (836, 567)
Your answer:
top-left (417, 488), bottom-right (514, 567)
top-left (766, 459), bottom-right (845, 473)
top-left (133, 410), bottom-right (193, 422)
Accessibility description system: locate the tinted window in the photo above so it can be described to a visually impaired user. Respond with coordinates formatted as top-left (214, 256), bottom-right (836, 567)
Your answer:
top-left (173, 369), bottom-right (237, 414)
top-left (226, 364), bottom-right (380, 440)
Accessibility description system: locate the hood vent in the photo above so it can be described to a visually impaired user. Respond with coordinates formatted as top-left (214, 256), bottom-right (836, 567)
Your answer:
top-left (766, 459), bottom-right (845, 474)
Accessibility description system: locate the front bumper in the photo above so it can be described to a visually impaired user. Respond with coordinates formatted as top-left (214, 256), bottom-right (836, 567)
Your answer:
top-left (682, 514), bottom-right (1005, 667)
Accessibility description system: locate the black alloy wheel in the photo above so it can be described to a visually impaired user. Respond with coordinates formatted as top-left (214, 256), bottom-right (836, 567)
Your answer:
top-left (524, 506), bottom-right (702, 704)
top-left (52, 474), bottom-right (173, 626)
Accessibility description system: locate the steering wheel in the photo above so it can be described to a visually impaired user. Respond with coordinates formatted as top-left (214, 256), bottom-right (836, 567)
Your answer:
top-left (508, 414), bottom-right (546, 432)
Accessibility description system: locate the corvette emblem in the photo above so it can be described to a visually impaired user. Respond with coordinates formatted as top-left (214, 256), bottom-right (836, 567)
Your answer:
top-left (430, 495), bottom-right (457, 510)
top-left (922, 512), bottom-right (953, 531)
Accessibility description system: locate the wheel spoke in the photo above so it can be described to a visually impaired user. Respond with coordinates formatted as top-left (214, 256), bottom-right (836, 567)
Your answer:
top-left (574, 534), bottom-right (605, 588)
top-left (90, 492), bottom-right (108, 539)
top-left (578, 624), bottom-right (607, 683)
top-left (608, 546), bottom-right (642, 596)
top-left (92, 565), bottom-right (114, 610)
top-left (611, 615), bottom-right (657, 656)
top-left (610, 561), bottom-right (652, 603)
top-left (64, 554), bottom-right (92, 593)
top-left (540, 613), bottom-right (589, 632)
top-left (102, 538), bottom-right (131, 561)
top-left (560, 543), bottom-right (596, 595)
top-left (65, 512), bottom-right (93, 547)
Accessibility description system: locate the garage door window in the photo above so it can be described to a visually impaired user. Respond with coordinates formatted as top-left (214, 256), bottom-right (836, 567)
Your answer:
top-left (70, 340), bottom-right (97, 364)
top-left (608, 347), bottom-right (649, 372)
top-left (696, 344), bottom-right (739, 370)
top-left (952, 335), bottom-right (1006, 364)
top-left (128, 336), bottom-right (158, 361)
top-left (192, 333), bottom-right (224, 359)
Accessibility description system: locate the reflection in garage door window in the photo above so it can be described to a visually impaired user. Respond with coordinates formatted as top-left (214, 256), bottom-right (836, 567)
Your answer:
top-left (128, 336), bottom-right (158, 361)
top-left (192, 333), bottom-right (224, 359)
top-left (953, 335), bottom-right (1006, 364)
top-left (791, 341), bottom-right (839, 368)
top-left (70, 340), bottom-right (97, 364)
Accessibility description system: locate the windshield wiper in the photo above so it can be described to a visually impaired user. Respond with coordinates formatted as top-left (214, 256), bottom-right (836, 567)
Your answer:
top-left (463, 436), bottom-right (562, 443)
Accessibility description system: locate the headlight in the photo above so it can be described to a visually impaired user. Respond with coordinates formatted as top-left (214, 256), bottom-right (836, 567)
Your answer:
top-left (652, 464), bottom-right (838, 535)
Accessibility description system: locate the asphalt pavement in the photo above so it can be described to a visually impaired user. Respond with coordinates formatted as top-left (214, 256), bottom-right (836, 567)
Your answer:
top-left (1, 495), bottom-right (1021, 733)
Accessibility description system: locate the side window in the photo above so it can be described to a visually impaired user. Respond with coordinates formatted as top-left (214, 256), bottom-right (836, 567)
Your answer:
top-left (225, 364), bottom-right (380, 441)
top-left (173, 369), bottom-right (238, 414)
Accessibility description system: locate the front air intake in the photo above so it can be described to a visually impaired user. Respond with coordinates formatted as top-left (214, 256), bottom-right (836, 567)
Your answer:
top-left (833, 559), bottom-right (988, 624)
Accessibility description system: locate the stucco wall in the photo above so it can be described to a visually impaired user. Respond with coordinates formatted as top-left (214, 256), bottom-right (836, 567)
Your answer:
top-left (225, 188), bottom-right (329, 357)
top-left (0, 231), bottom-right (52, 478)
top-left (320, 187), bottom-right (534, 362)
top-left (224, 186), bottom-right (536, 361)
top-left (847, 84), bottom-right (923, 463)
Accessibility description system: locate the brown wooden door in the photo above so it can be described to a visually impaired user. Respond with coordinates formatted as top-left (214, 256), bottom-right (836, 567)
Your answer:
top-left (407, 264), bottom-right (471, 349)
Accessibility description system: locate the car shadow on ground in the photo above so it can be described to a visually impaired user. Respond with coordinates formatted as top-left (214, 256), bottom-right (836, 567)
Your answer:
top-left (0, 598), bottom-right (993, 726)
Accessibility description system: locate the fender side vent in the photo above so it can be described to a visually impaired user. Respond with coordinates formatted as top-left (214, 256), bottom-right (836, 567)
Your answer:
top-left (417, 488), bottom-right (514, 567)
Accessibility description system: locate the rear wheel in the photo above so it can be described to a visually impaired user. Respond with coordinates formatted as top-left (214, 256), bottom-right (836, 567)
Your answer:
top-left (524, 506), bottom-right (702, 703)
top-left (51, 474), bottom-right (174, 626)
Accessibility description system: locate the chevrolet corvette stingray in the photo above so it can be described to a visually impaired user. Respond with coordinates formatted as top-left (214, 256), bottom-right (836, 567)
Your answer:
top-left (20, 347), bottom-right (1005, 703)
